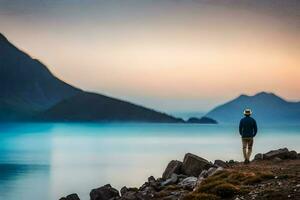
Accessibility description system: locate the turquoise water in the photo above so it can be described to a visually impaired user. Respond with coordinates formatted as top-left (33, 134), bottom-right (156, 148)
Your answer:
top-left (0, 123), bottom-right (299, 200)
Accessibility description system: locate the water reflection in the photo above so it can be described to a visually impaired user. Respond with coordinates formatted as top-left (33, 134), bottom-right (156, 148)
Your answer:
top-left (0, 164), bottom-right (50, 199)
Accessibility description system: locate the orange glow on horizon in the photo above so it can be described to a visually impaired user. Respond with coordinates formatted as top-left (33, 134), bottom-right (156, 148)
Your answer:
top-left (1, 1), bottom-right (299, 111)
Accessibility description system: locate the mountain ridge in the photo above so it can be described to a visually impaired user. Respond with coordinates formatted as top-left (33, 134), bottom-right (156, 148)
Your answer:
top-left (0, 33), bottom-right (82, 120)
top-left (205, 92), bottom-right (300, 124)
top-left (0, 33), bottom-right (183, 123)
top-left (1, 33), bottom-right (298, 124)
top-left (37, 92), bottom-right (183, 122)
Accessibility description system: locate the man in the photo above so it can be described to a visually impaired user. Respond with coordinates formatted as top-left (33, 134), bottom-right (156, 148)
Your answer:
top-left (239, 108), bottom-right (257, 164)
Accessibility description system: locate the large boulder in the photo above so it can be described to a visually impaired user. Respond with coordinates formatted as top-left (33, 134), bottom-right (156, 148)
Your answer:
top-left (263, 148), bottom-right (289, 159)
top-left (254, 148), bottom-right (298, 161)
top-left (162, 160), bottom-right (182, 180)
top-left (59, 193), bottom-right (80, 200)
top-left (90, 184), bottom-right (119, 200)
top-left (182, 153), bottom-right (213, 177)
top-left (263, 148), bottom-right (298, 160)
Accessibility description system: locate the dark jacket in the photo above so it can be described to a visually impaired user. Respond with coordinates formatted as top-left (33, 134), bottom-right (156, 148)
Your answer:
top-left (239, 116), bottom-right (257, 138)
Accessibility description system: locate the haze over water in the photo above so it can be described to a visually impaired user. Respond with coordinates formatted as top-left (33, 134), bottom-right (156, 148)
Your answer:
top-left (0, 123), bottom-right (299, 200)
top-left (0, 1), bottom-right (300, 200)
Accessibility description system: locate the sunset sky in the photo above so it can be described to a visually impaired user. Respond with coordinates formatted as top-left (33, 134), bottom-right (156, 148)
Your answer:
top-left (0, 0), bottom-right (299, 112)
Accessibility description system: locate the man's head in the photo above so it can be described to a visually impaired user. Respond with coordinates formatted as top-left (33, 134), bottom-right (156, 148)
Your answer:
top-left (243, 108), bottom-right (252, 116)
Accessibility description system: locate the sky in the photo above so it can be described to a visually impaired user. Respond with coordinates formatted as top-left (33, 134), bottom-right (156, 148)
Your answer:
top-left (0, 0), bottom-right (299, 113)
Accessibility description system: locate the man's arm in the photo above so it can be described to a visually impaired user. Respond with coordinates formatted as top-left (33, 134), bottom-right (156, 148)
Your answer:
top-left (253, 119), bottom-right (258, 137)
top-left (239, 119), bottom-right (243, 136)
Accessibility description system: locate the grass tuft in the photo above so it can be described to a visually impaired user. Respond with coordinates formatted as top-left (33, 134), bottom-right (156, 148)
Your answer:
top-left (183, 192), bottom-right (220, 200)
top-left (190, 169), bottom-right (274, 199)
top-left (212, 183), bottom-right (239, 198)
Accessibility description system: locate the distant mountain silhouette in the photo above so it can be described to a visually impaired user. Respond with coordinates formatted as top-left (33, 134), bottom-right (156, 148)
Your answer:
top-left (205, 92), bottom-right (300, 124)
top-left (0, 33), bottom-right (182, 123)
top-left (186, 117), bottom-right (217, 124)
top-left (37, 92), bottom-right (183, 122)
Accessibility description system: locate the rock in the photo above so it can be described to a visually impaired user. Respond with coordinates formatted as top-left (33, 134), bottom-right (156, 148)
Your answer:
top-left (207, 166), bottom-right (223, 177)
top-left (273, 157), bottom-right (282, 162)
top-left (90, 184), bottom-right (119, 200)
top-left (120, 192), bottom-right (137, 200)
top-left (120, 187), bottom-right (128, 196)
top-left (59, 193), bottom-right (80, 200)
top-left (255, 149), bottom-right (298, 160)
top-left (254, 153), bottom-right (264, 160)
top-left (263, 148), bottom-right (290, 160)
top-left (120, 187), bottom-right (139, 200)
top-left (120, 187), bottom-right (138, 196)
top-left (139, 182), bottom-right (149, 191)
top-left (288, 150), bottom-right (298, 159)
top-left (177, 175), bottom-right (188, 183)
top-left (214, 160), bottom-right (229, 168)
top-left (161, 173), bottom-right (178, 186)
top-left (139, 178), bottom-right (161, 192)
top-left (199, 169), bottom-right (208, 178)
top-left (156, 177), bottom-right (164, 183)
top-left (135, 186), bottom-right (156, 199)
top-left (162, 160), bottom-right (182, 180)
top-left (228, 160), bottom-right (236, 164)
top-left (148, 176), bottom-right (156, 183)
top-left (194, 166), bottom-right (223, 190)
top-left (178, 176), bottom-right (197, 190)
top-left (207, 167), bottom-right (217, 176)
top-left (213, 167), bottom-right (223, 175)
top-left (141, 176), bottom-right (161, 191)
top-left (182, 153), bottom-right (213, 177)
top-left (147, 176), bottom-right (161, 190)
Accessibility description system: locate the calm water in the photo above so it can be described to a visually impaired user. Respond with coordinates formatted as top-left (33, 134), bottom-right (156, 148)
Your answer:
top-left (0, 123), bottom-right (299, 200)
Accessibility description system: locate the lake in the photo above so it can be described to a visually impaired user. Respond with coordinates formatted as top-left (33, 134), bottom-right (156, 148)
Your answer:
top-left (0, 123), bottom-right (299, 200)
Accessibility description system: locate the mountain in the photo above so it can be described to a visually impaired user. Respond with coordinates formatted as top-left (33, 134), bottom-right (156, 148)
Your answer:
top-left (37, 92), bottom-right (183, 122)
top-left (186, 117), bottom-right (217, 124)
top-left (0, 33), bottom-right (81, 120)
top-left (0, 33), bottom-right (182, 123)
top-left (205, 92), bottom-right (300, 124)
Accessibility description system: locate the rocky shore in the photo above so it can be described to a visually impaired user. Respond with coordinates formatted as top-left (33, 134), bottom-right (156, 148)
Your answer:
top-left (60, 148), bottom-right (300, 200)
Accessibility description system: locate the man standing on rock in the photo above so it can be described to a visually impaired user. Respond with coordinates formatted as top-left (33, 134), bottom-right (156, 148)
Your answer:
top-left (239, 108), bottom-right (257, 164)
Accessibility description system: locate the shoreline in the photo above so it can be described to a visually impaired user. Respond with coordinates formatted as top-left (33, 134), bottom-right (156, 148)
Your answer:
top-left (60, 148), bottom-right (300, 200)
